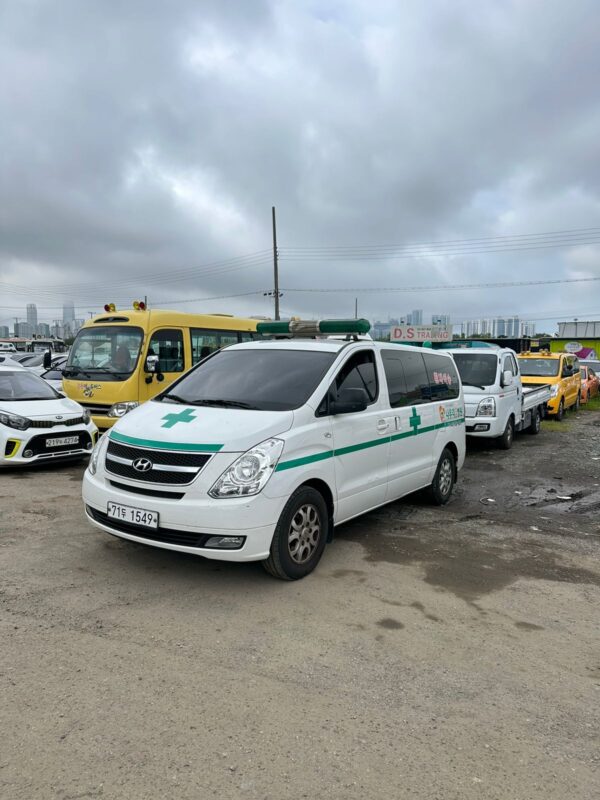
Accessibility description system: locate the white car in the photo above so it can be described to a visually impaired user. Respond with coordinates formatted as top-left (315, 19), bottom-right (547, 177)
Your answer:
top-left (0, 365), bottom-right (98, 466)
top-left (83, 319), bottom-right (466, 579)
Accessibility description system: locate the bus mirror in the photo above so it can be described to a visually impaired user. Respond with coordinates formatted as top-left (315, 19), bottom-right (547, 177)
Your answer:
top-left (145, 354), bottom-right (159, 373)
top-left (43, 351), bottom-right (52, 370)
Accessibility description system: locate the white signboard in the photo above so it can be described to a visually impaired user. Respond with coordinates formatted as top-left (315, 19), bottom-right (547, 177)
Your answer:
top-left (390, 324), bottom-right (452, 343)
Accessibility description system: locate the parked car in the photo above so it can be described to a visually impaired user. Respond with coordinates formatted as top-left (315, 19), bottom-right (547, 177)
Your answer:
top-left (580, 364), bottom-right (600, 403)
top-left (83, 319), bottom-right (466, 580)
top-left (446, 345), bottom-right (550, 448)
top-left (0, 365), bottom-right (98, 466)
top-left (517, 351), bottom-right (581, 421)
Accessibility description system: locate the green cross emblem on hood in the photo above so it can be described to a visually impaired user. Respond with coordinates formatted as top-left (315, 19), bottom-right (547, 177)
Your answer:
top-left (161, 408), bottom-right (197, 428)
top-left (409, 406), bottom-right (422, 434)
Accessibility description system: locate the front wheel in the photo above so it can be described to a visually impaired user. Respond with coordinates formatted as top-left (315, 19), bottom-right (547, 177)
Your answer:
top-left (556, 398), bottom-right (564, 421)
top-left (428, 448), bottom-right (456, 506)
top-left (573, 392), bottom-right (581, 412)
top-left (263, 486), bottom-right (329, 580)
top-left (498, 416), bottom-right (514, 450)
top-left (528, 407), bottom-right (541, 435)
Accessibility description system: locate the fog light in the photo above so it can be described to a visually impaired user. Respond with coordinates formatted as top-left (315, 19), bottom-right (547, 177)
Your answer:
top-left (204, 536), bottom-right (245, 549)
top-left (474, 423), bottom-right (490, 432)
top-left (85, 441), bottom-right (93, 450)
top-left (23, 449), bottom-right (33, 458)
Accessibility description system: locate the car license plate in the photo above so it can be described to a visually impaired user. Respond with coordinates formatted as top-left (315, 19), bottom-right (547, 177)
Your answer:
top-left (46, 435), bottom-right (79, 447)
top-left (107, 502), bottom-right (159, 529)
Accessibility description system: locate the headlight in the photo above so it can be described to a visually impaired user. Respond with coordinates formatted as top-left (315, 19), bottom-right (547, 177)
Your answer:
top-left (82, 409), bottom-right (91, 424)
top-left (550, 385), bottom-right (559, 397)
top-left (209, 438), bottom-right (284, 498)
top-left (108, 401), bottom-right (139, 418)
top-left (88, 434), bottom-right (108, 475)
top-left (0, 409), bottom-right (31, 431)
top-left (476, 397), bottom-right (496, 417)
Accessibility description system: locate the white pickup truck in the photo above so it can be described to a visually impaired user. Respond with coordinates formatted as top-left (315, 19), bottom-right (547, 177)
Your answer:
top-left (445, 346), bottom-right (551, 449)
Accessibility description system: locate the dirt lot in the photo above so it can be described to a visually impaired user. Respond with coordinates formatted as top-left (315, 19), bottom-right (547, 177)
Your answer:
top-left (1, 410), bottom-right (599, 800)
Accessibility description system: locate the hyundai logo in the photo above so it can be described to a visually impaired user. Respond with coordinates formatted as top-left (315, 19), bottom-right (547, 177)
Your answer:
top-left (55, 415), bottom-right (63, 420)
top-left (132, 458), bottom-right (153, 473)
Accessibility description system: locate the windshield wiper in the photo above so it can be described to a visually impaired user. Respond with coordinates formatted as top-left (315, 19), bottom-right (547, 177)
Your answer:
top-left (63, 367), bottom-right (93, 379)
top-left (462, 382), bottom-right (486, 390)
top-left (160, 394), bottom-right (188, 404)
top-left (189, 399), bottom-right (260, 410)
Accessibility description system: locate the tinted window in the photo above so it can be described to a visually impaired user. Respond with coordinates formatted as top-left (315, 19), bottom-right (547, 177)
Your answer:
top-left (191, 329), bottom-right (249, 364)
top-left (0, 370), bottom-right (59, 401)
top-left (423, 353), bottom-right (460, 401)
top-left (454, 353), bottom-right (499, 386)
top-left (158, 348), bottom-right (337, 411)
top-left (381, 350), bottom-right (430, 407)
top-left (148, 329), bottom-right (184, 372)
top-left (335, 351), bottom-right (378, 403)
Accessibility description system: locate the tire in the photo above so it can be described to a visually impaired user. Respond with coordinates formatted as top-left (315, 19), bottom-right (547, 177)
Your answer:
top-left (498, 416), bottom-right (514, 450)
top-left (573, 392), bottom-right (581, 412)
top-left (428, 448), bottom-right (456, 506)
top-left (262, 486), bottom-right (329, 580)
top-left (528, 407), bottom-right (541, 435)
top-left (556, 398), bottom-right (564, 421)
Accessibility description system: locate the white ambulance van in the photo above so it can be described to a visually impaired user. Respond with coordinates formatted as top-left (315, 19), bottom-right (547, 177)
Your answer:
top-left (83, 320), bottom-right (466, 580)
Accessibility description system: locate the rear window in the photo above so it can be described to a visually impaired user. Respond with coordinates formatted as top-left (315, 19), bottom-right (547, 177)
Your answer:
top-left (423, 353), bottom-right (460, 401)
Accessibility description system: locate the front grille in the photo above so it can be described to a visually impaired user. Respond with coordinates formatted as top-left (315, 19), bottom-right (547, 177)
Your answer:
top-left (105, 440), bottom-right (212, 485)
top-left (80, 402), bottom-right (112, 415)
top-left (108, 480), bottom-right (185, 500)
top-left (28, 431), bottom-right (92, 457)
top-left (86, 506), bottom-right (213, 548)
top-left (29, 415), bottom-right (87, 429)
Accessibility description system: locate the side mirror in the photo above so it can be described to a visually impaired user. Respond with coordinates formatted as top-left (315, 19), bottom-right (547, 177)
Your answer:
top-left (331, 387), bottom-right (369, 415)
top-left (145, 354), bottom-right (159, 373)
top-left (43, 351), bottom-right (52, 369)
top-left (562, 366), bottom-right (572, 378)
top-left (501, 370), bottom-right (513, 387)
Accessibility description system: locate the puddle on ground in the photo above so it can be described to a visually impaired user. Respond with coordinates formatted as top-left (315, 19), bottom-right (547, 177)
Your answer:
top-left (339, 523), bottom-right (600, 603)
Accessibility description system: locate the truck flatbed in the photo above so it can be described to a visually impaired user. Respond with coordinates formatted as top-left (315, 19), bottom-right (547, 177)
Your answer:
top-left (522, 383), bottom-right (551, 412)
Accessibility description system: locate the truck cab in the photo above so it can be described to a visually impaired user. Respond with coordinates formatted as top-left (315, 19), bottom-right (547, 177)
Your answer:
top-left (445, 345), bottom-right (523, 448)
top-left (517, 351), bottom-right (581, 420)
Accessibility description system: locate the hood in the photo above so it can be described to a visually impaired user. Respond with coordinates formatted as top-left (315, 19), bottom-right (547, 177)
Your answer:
top-left (109, 400), bottom-right (295, 453)
top-left (0, 396), bottom-right (83, 419)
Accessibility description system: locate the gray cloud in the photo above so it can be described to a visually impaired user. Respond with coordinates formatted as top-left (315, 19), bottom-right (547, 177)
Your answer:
top-left (1, 0), bottom-right (599, 329)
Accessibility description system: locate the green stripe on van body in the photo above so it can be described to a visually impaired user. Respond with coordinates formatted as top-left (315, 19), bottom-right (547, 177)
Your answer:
top-left (275, 416), bottom-right (464, 472)
top-left (109, 430), bottom-right (223, 453)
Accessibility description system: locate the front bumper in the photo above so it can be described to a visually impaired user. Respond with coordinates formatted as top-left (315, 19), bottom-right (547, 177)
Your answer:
top-left (546, 395), bottom-right (562, 415)
top-left (465, 416), bottom-right (504, 437)
top-left (92, 415), bottom-right (117, 432)
top-left (1, 424), bottom-right (98, 466)
top-left (82, 467), bottom-right (281, 562)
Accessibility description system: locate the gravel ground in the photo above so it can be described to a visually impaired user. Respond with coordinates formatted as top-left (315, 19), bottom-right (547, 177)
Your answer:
top-left (1, 410), bottom-right (599, 799)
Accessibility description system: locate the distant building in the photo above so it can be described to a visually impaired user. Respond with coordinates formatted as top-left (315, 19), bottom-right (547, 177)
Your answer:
top-left (0, 325), bottom-right (9, 338)
top-left (431, 314), bottom-right (451, 326)
top-left (26, 303), bottom-right (38, 330)
top-left (51, 321), bottom-right (64, 339)
top-left (37, 323), bottom-right (51, 337)
top-left (372, 318), bottom-right (400, 340)
top-left (557, 320), bottom-right (600, 338)
top-left (62, 301), bottom-right (75, 336)
top-left (15, 322), bottom-right (33, 338)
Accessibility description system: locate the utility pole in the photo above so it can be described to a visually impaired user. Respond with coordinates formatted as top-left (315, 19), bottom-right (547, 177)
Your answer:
top-left (354, 298), bottom-right (358, 319)
top-left (272, 206), bottom-right (280, 320)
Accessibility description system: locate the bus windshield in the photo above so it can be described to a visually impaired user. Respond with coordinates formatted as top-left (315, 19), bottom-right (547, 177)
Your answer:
top-left (65, 326), bottom-right (143, 381)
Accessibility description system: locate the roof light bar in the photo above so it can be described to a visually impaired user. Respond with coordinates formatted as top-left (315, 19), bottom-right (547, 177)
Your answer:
top-left (257, 318), bottom-right (371, 337)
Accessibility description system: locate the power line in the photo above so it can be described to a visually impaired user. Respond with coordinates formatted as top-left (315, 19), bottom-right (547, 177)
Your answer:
top-left (282, 276), bottom-right (600, 294)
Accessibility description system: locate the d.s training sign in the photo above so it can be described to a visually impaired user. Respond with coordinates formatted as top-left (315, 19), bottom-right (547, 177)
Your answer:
top-left (390, 325), bottom-right (452, 343)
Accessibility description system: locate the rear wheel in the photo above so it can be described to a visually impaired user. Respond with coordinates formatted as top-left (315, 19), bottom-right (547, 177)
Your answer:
top-left (556, 398), bottom-right (564, 421)
top-left (498, 416), bottom-right (514, 450)
top-left (573, 392), bottom-right (581, 412)
top-left (262, 486), bottom-right (329, 580)
top-left (428, 448), bottom-right (456, 505)
top-left (528, 407), bottom-right (541, 435)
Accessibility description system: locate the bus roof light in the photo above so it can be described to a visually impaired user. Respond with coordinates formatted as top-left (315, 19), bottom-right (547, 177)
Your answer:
top-left (104, 303), bottom-right (116, 312)
top-left (133, 300), bottom-right (147, 311)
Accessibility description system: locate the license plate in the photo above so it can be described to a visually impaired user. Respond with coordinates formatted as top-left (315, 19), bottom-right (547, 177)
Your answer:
top-left (46, 435), bottom-right (79, 447)
top-left (107, 501), bottom-right (159, 529)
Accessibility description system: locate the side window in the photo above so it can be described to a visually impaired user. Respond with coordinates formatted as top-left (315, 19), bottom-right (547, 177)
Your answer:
top-left (148, 329), bottom-right (184, 372)
top-left (381, 350), bottom-right (430, 407)
top-left (335, 350), bottom-right (378, 403)
top-left (191, 329), bottom-right (219, 364)
top-left (502, 355), bottom-right (514, 376)
top-left (423, 353), bottom-right (460, 401)
top-left (573, 358), bottom-right (580, 374)
top-left (239, 332), bottom-right (254, 342)
top-left (510, 355), bottom-right (519, 374)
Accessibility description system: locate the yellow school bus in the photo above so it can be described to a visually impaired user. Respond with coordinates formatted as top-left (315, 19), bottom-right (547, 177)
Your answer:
top-left (62, 304), bottom-right (260, 430)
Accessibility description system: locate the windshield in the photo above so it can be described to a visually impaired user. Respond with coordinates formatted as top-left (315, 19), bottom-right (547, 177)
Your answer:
top-left (65, 326), bottom-right (143, 381)
top-left (0, 370), bottom-right (59, 401)
top-left (518, 358), bottom-right (560, 377)
top-left (158, 348), bottom-right (337, 411)
top-left (452, 353), bottom-right (498, 387)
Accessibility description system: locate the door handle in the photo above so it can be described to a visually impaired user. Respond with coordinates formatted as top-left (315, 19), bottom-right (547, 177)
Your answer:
top-left (376, 419), bottom-right (389, 432)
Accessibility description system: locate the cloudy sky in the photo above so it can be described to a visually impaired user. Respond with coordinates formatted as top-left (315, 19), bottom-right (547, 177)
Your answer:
top-left (1, 0), bottom-right (599, 332)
